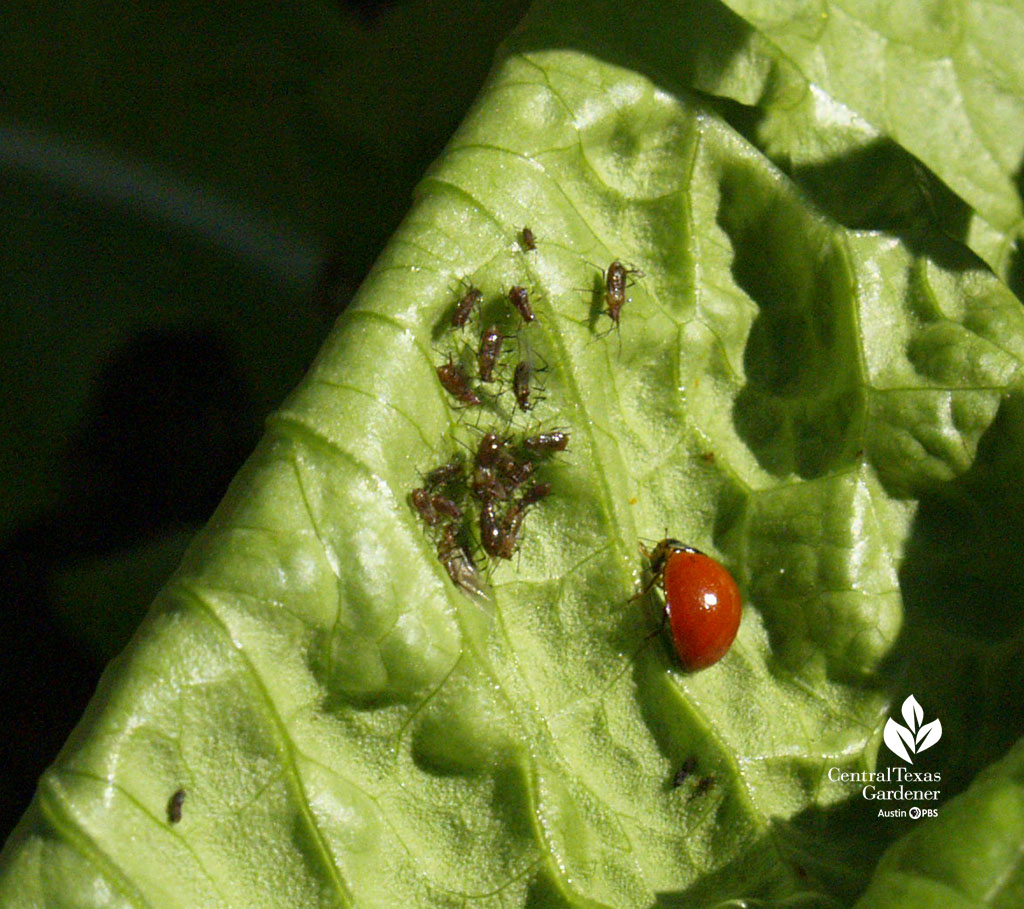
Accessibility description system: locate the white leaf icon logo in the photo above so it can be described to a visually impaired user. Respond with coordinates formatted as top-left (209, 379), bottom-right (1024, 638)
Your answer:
top-left (916, 718), bottom-right (942, 753)
top-left (902, 694), bottom-right (923, 733)
top-left (884, 717), bottom-right (915, 763)
top-left (883, 696), bottom-right (942, 763)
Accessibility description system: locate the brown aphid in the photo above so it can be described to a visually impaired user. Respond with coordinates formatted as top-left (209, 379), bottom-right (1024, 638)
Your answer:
top-left (520, 226), bottom-right (536, 251)
top-left (605, 260), bottom-right (628, 325)
top-left (430, 493), bottom-right (463, 522)
top-left (603, 260), bottom-right (642, 326)
top-left (437, 356), bottom-right (481, 406)
top-left (475, 431), bottom-right (504, 469)
top-left (523, 431), bottom-right (569, 453)
top-left (509, 285), bottom-right (535, 323)
top-left (480, 499), bottom-right (506, 559)
top-left (497, 505), bottom-right (526, 558)
top-left (411, 488), bottom-right (441, 526)
top-left (672, 756), bottom-right (698, 789)
top-left (471, 466), bottom-right (508, 503)
top-left (477, 324), bottom-right (504, 382)
top-left (513, 361), bottom-right (534, 411)
top-left (520, 481), bottom-right (552, 507)
top-left (167, 788), bottom-right (186, 824)
top-left (451, 286), bottom-right (482, 329)
top-left (495, 451), bottom-right (534, 490)
top-left (438, 523), bottom-right (485, 598)
top-left (424, 458), bottom-right (464, 489)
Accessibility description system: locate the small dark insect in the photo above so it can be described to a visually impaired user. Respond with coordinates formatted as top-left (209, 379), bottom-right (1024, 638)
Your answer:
top-left (495, 451), bottom-right (534, 489)
top-left (672, 756), bottom-right (698, 789)
top-left (691, 776), bottom-right (716, 800)
top-left (700, 451), bottom-right (715, 464)
top-left (476, 431), bottom-right (504, 469)
top-left (437, 356), bottom-right (481, 406)
top-left (480, 499), bottom-right (506, 559)
top-left (430, 493), bottom-right (463, 522)
top-left (411, 488), bottom-right (440, 526)
top-left (523, 431), bottom-right (569, 453)
top-left (520, 226), bottom-right (536, 251)
top-left (502, 495), bottom-right (530, 535)
top-left (480, 499), bottom-right (525, 561)
top-left (451, 286), bottom-right (482, 329)
top-left (513, 361), bottom-right (533, 411)
top-left (167, 788), bottom-right (186, 824)
top-left (603, 260), bottom-right (643, 327)
top-left (424, 458), bottom-right (463, 489)
top-left (471, 466), bottom-right (508, 503)
top-left (477, 324), bottom-right (504, 382)
top-left (509, 285), bottom-right (535, 323)
top-left (438, 523), bottom-right (486, 598)
top-left (520, 481), bottom-right (551, 508)
top-left (605, 260), bottom-right (628, 325)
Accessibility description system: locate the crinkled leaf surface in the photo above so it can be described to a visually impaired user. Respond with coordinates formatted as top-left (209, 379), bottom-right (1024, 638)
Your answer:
top-left (4, 0), bottom-right (1024, 905)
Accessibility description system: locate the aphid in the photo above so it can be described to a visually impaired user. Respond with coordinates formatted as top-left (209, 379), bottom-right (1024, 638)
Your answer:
top-left (167, 788), bottom-right (186, 824)
top-left (424, 458), bottom-right (463, 489)
top-left (691, 776), bottom-right (716, 799)
top-left (603, 260), bottom-right (641, 326)
top-left (523, 431), bottom-right (569, 453)
top-left (637, 538), bottom-right (742, 672)
top-left (471, 466), bottom-right (508, 503)
top-left (430, 493), bottom-right (463, 521)
top-left (481, 498), bottom-right (526, 561)
top-left (672, 756), bottom-right (698, 789)
top-left (477, 324), bottom-right (504, 382)
top-left (520, 226), bottom-right (536, 251)
top-left (411, 488), bottom-right (440, 526)
top-left (480, 499), bottom-right (506, 559)
top-left (495, 451), bottom-right (534, 489)
top-left (509, 285), bottom-right (535, 323)
top-left (437, 523), bottom-right (485, 598)
top-left (437, 356), bottom-right (481, 406)
top-left (475, 431), bottom-right (504, 469)
top-left (513, 360), bottom-right (534, 411)
top-left (605, 261), bottom-right (628, 325)
top-left (520, 481), bottom-right (551, 507)
top-left (503, 500), bottom-right (527, 533)
top-left (451, 286), bottom-right (482, 329)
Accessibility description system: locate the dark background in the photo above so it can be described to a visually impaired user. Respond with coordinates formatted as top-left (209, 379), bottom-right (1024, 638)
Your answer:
top-left (0, 0), bottom-right (529, 843)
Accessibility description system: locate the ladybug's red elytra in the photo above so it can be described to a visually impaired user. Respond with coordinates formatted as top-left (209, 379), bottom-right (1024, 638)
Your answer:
top-left (638, 538), bottom-right (741, 671)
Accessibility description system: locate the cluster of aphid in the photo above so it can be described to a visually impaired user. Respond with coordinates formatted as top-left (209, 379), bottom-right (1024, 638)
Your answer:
top-left (412, 429), bottom-right (567, 596)
top-left (412, 227), bottom-right (572, 597)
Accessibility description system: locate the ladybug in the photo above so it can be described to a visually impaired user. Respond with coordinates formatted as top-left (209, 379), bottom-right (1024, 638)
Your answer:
top-left (637, 539), bottom-right (741, 671)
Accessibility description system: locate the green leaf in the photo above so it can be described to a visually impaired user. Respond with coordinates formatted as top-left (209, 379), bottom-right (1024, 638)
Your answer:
top-left (5, 0), bottom-right (1024, 905)
top-left (714, 0), bottom-right (1024, 285)
top-left (856, 737), bottom-right (1024, 908)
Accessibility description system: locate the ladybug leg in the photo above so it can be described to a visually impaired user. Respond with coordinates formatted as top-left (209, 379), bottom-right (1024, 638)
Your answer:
top-left (630, 543), bottom-right (659, 602)
top-left (642, 603), bottom-right (670, 642)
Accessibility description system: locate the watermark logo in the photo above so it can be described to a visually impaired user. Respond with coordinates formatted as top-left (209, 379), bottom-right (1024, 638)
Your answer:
top-left (883, 695), bottom-right (942, 764)
top-left (828, 694), bottom-right (943, 821)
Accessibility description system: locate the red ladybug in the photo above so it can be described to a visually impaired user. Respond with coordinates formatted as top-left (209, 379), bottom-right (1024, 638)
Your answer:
top-left (638, 539), bottom-right (741, 671)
